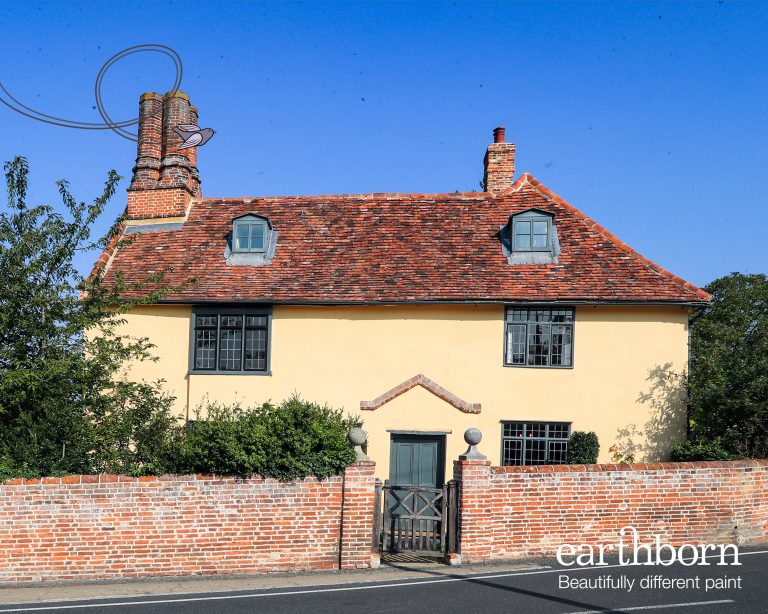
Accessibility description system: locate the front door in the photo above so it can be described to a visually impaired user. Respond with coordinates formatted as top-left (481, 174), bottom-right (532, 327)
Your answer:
top-left (389, 434), bottom-right (445, 489)
top-left (383, 434), bottom-right (447, 554)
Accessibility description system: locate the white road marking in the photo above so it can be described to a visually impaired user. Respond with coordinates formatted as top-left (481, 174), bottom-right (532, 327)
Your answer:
top-left (0, 549), bottom-right (764, 612)
top-left (561, 599), bottom-right (734, 613)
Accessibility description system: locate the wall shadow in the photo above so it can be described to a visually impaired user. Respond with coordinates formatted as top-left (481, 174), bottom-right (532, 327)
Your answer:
top-left (617, 363), bottom-right (687, 462)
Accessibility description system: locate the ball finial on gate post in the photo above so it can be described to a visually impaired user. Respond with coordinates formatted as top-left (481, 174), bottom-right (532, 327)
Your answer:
top-left (460, 427), bottom-right (487, 460)
top-left (348, 427), bottom-right (370, 461)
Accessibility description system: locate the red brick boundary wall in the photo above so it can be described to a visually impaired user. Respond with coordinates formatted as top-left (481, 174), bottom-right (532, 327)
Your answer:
top-left (454, 459), bottom-right (768, 564)
top-left (3, 458), bottom-right (768, 582)
top-left (0, 461), bottom-right (377, 583)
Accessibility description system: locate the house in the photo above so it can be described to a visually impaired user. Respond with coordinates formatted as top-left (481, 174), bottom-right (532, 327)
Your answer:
top-left (95, 91), bottom-right (709, 485)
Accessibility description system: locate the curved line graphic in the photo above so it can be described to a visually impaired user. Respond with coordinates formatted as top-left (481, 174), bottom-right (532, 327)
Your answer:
top-left (0, 44), bottom-right (183, 142)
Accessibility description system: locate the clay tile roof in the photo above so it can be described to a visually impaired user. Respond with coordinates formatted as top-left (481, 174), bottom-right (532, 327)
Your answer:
top-left (99, 173), bottom-right (709, 304)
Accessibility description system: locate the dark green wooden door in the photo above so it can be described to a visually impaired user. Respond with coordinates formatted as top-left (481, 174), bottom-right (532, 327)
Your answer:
top-left (389, 435), bottom-right (445, 488)
top-left (383, 435), bottom-right (447, 553)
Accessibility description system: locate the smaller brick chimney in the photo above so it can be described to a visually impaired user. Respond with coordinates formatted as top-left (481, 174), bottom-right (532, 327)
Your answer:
top-left (483, 126), bottom-right (516, 193)
top-left (127, 91), bottom-right (201, 220)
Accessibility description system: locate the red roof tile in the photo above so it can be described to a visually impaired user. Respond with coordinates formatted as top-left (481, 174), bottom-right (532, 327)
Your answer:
top-left (100, 174), bottom-right (709, 304)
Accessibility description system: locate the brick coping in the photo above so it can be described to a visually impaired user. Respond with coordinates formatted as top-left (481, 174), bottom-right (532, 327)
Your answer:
top-left (0, 472), bottom-right (347, 486)
top-left (490, 459), bottom-right (768, 474)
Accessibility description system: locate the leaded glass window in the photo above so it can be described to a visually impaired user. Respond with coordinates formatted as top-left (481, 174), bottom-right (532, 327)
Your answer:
top-left (194, 315), bottom-right (217, 370)
top-left (504, 307), bottom-right (574, 368)
top-left (192, 310), bottom-right (270, 373)
top-left (219, 315), bottom-right (243, 371)
top-left (244, 316), bottom-right (268, 371)
top-left (501, 421), bottom-right (571, 466)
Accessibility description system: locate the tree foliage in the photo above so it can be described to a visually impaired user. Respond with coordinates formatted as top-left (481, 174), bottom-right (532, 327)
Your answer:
top-left (0, 157), bottom-right (178, 479)
top-left (0, 158), bottom-right (362, 482)
top-left (689, 273), bottom-right (768, 458)
top-left (174, 396), bottom-right (362, 480)
top-left (670, 439), bottom-right (738, 462)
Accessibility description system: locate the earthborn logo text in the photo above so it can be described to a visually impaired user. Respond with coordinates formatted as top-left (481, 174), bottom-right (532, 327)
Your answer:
top-left (556, 526), bottom-right (741, 567)
top-left (557, 527), bottom-right (743, 594)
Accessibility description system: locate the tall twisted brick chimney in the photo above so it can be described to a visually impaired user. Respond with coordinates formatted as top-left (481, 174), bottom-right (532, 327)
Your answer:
top-left (483, 126), bottom-right (516, 193)
top-left (127, 91), bottom-right (201, 219)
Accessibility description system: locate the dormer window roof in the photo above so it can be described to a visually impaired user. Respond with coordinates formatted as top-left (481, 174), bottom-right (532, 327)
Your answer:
top-left (233, 215), bottom-right (271, 253)
top-left (501, 208), bottom-right (560, 264)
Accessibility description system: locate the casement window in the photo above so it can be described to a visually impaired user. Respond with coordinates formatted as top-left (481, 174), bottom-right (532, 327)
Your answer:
top-left (226, 214), bottom-right (278, 267)
top-left (504, 306), bottom-right (574, 368)
top-left (501, 421), bottom-right (571, 466)
top-left (512, 212), bottom-right (550, 251)
top-left (232, 214), bottom-right (271, 253)
top-left (191, 307), bottom-right (271, 374)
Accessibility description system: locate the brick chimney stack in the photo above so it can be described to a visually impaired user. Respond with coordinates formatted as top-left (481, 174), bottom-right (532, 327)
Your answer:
top-left (127, 91), bottom-right (201, 219)
top-left (483, 126), bottom-right (516, 193)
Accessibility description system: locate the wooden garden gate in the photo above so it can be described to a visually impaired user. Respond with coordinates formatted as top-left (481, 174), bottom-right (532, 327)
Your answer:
top-left (374, 479), bottom-right (458, 557)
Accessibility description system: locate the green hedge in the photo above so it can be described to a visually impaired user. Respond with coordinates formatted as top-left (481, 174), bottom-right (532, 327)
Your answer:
top-left (566, 431), bottom-right (600, 464)
top-left (670, 439), bottom-right (741, 462)
top-left (171, 395), bottom-right (362, 480)
top-left (1, 395), bottom-right (362, 482)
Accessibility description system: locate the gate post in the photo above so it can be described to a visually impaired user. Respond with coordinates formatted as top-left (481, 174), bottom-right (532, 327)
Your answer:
top-left (373, 478), bottom-right (383, 555)
top-left (452, 428), bottom-right (493, 565)
top-left (340, 459), bottom-right (379, 570)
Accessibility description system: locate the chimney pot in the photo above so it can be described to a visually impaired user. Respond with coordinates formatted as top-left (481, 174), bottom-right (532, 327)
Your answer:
top-left (163, 90), bottom-right (191, 102)
top-left (493, 126), bottom-right (506, 143)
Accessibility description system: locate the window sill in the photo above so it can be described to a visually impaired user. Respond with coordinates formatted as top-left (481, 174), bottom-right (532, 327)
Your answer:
top-left (188, 370), bottom-right (272, 376)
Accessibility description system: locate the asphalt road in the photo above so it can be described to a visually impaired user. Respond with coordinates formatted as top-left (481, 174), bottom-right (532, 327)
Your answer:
top-left (0, 547), bottom-right (765, 614)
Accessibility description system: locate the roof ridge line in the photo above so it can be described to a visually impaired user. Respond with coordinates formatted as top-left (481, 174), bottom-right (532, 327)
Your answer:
top-left (198, 192), bottom-right (489, 202)
top-left (515, 173), bottom-right (710, 301)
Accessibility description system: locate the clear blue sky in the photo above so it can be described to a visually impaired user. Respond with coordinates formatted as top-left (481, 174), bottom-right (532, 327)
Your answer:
top-left (1, 1), bottom-right (766, 286)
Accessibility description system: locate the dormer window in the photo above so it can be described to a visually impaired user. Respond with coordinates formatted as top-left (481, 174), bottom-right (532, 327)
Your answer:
top-left (226, 214), bottom-right (278, 266)
top-left (233, 215), bottom-right (270, 253)
top-left (500, 209), bottom-right (560, 265)
top-left (513, 215), bottom-right (550, 251)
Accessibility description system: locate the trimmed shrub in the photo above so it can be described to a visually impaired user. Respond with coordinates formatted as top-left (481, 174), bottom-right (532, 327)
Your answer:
top-left (670, 439), bottom-right (741, 462)
top-left (171, 395), bottom-right (362, 480)
top-left (566, 431), bottom-right (600, 464)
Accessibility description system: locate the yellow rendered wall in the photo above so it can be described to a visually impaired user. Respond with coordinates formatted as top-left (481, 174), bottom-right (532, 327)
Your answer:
top-left (119, 304), bottom-right (691, 479)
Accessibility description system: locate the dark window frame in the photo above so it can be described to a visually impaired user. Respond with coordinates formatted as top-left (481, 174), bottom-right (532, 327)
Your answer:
top-left (232, 214), bottom-right (271, 254)
top-left (500, 421), bottom-right (572, 466)
top-left (503, 306), bottom-right (575, 369)
top-left (189, 306), bottom-right (272, 375)
top-left (510, 211), bottom-right (552, 252)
